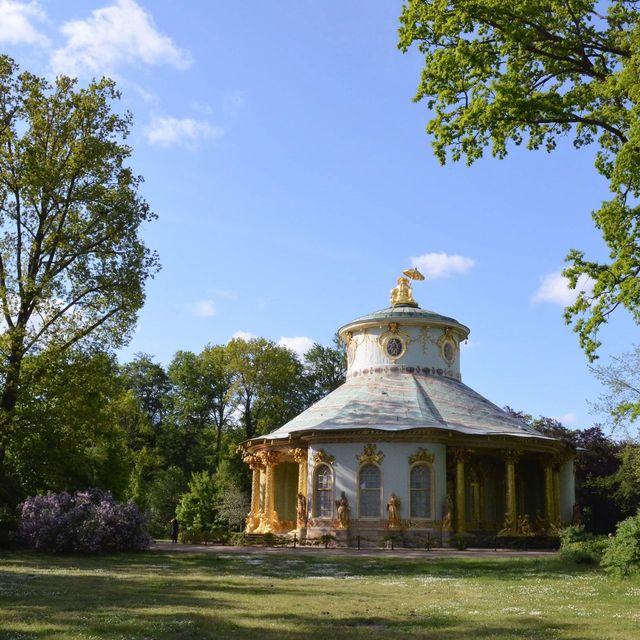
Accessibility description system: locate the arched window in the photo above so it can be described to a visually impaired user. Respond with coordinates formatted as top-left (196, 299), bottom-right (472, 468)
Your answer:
top-left (313, 465), bottom-right (333, 518)
top-left (410, 464), bottom-right (432, 519)
top-left (359, 464), bottom-right (381, 518)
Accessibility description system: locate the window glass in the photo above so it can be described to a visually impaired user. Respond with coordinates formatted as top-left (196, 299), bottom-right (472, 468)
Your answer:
top-left (410, 464), bottom-right (432, 519)
top-left (359, 464), bottom-right (381, 517)
top-left (314, 465), bottom-right (332, 517)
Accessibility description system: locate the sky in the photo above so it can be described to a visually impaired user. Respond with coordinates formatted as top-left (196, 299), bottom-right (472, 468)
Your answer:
top-left (0, 0), bottom-right (635, 433)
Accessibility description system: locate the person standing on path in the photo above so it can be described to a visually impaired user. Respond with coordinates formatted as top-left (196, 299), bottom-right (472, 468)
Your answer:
top-left (170, 517), bottom-right (179, 543)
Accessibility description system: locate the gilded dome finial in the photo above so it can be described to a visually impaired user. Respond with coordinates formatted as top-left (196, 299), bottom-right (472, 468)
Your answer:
top-left (390, 267), bottom-right (425, 307)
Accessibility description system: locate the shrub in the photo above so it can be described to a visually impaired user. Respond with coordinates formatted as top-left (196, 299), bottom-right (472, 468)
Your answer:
top-left (17, 489), bottom-right (151, 553)
top-left (559, 525), bottom-right (607, 565)
top-left (602, 511), bottom-right (640, 577)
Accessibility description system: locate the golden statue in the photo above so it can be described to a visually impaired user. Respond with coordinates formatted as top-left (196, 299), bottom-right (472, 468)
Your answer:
top-left (335, 492), bottom-right (350, 529)
top-left (390, 268), bottom-right (424, 307)
top-left (387, 493), bottom-right (401, 529)
top-left (296, 493), bottom-right (307, 528)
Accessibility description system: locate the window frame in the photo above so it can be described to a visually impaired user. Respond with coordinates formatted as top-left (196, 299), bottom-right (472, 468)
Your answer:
top-left (409, 462), bottom-right (434, 521)
top-left (358, 463), bottom-right (383, 519)
top-left (313, 463), bottom-right (334, 519)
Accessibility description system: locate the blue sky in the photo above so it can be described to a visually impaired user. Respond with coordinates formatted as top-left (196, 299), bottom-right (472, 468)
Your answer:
top-left (0, 0), bottom-right (635, 431)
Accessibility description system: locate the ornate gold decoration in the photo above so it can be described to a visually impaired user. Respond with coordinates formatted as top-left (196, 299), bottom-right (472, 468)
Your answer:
top-left (288, 448), bottom-right (307, 464)
top-left (418, 326), bottom-right (434, 352)
top-left (450, 447), bottom-right (472, 463)
top-left (257, 450), bottom-right (282, 467)
top-left (403, 267), bottom-right (425, 281)
top-left (409, 447), bottom-right (435, 465)
top-left (242, 452), bottom-right (264, 471)
top-left (377, 325), bottom-right (411, 361)
top-left (335, 492), bottom-right (350, 529)
top-left (387, 493), bottom-right (401, 529)
top-left (502, 449), bottom-right (522, 464)
top-left (345, 331), bottom-right (358, 366)
top-left (357, 443), bottom-right (384, 465)
top-left (390, 277), bottom-right (417, 307)
top-left (296, 493), bottom-right (308, 528)
top-left (313, 449), bottom-right (335, 465)
top-left (390, 267), bottom-right (424, 307)
top-left (437, 328), bottom-right (459, 364)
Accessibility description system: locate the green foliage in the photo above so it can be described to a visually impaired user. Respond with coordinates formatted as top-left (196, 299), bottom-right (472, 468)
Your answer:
top-left (559, 525), bottom-right (607, 565)
top-left (142, 465), bottom-right (187, 538)
top-left (398, 1), bottom-right (640, 359)
top-left (602, 510), bottom-right (640, 576)
top-left (590, 346), bottom-right (640, 430)
top-left (302, 336), bottom-right (346, 405)
top-left (0, 55), bottom-right (158, 511)
top-left (508, 407), bottom-right (639, 533)
top-left (226, 337), bottom-right (305, 439)
top-left (7, 350), bottom-right (131, 501)
top-left (175, 470), bottom-right (218, 535)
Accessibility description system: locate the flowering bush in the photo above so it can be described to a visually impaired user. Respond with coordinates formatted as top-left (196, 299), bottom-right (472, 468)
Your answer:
top-left (17, 489), bottom-right (151, 552)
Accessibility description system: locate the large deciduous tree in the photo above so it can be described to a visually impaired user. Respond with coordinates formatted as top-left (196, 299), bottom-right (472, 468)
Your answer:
top-left (226, 337), bottom-right (304, 440)
top-left (398, 1), bottom-right (640, 359)
top-left (0, 56), bottom-right (158, 417)
top-left (0, 57), bottom-right (158, 505)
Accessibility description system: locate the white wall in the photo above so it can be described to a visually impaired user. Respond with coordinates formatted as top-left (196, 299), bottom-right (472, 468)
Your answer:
top-left (306, 441), bottom-right (446, 522)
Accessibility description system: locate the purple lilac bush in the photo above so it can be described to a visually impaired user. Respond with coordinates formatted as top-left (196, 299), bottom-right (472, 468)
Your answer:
top-left (18, 489), bottom-right (151, 552)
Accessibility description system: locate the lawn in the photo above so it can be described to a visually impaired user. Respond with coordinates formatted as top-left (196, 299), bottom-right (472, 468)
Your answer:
top-left (0, 548), bottom-right (639, 639)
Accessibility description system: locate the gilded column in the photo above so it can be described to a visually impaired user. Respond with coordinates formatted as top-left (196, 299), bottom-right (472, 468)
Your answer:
top-left (242, 453), bottom-right (264, 533)
top-left (259, 451), bottom-right (282, 533)
top-left (501, 450), bottom-right (520, 534)
top-left (552, 460), bottom-right (561, 526)
top-left (451, 448), bottom-right (470, 534)
top-left (289, 448), bottom-right (308, 497)
top-left (544, 462), bottom-right (554, 525)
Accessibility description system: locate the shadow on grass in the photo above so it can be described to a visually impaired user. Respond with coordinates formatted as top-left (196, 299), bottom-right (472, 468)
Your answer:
top-left (0, 550), bottom-right (614, 640)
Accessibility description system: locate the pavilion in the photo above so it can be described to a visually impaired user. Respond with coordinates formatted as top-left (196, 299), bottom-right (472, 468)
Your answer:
top-left (240, 271), bottom-right (575, 544)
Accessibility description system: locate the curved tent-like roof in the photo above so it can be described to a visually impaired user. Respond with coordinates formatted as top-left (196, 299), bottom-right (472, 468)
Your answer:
top-left (258, 371), bottom-right (551, 442)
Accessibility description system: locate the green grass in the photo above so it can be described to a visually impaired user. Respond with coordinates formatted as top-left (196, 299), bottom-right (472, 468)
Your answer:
top-left (1, 549), bottom-right (639, 639)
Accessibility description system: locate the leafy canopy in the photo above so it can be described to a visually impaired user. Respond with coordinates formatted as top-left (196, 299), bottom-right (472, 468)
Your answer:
top-left (399, 1), bottom-right (640, 359)
top-left (0, 55), bottom-right (159, 415)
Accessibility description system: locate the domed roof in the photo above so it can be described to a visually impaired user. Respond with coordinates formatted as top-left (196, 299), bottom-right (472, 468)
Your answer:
top-left (255, 371), bottom-right (552, 444)
top-left (338, 304), bottom-right (470, 338)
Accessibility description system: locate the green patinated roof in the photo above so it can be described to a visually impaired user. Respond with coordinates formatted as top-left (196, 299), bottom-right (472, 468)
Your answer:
top-left (339, 305), bottom-right (470, 336)
top-left (259, 372), bottom-right (550, 442)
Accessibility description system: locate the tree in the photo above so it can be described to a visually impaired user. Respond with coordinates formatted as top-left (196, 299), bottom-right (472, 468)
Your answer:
top-left (6, 350), bottom-right (131, 502)
top-left (303, 336), bottom-right (347, 405)
top-left (121, 353), bottom-right (170, 432)
top-left (398, 1), bottom-right (640, 359)
top-left (0, 57), bottom-right (158, 495)
top-left (226, 337), bottom-right (304, 440)
top-left (591, 344), bottom-right (640, 429)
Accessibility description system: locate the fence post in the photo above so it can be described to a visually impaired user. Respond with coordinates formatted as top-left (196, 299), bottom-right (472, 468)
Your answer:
top-left (357, 535), bottom-right (361, 550)
top-left (293, 533), bottom-right (297, 549)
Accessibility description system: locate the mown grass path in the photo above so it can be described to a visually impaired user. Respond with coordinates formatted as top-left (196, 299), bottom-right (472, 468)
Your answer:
top-left (1, 549), bottom-right (638, 639)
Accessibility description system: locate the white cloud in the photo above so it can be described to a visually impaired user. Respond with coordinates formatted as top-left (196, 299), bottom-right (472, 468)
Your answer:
top-left (0, 1), bottom-right (48, 46)
top-left (51, 0), bottom-right (190, 77)
top-left (188, 299), bottom-right (215, 317)
top-left (232, 330), bottom-right (257, 341)
top-left (552, 412), bottom-right (577, 425)
top-left (410, 252), bottom-right (476, 279)
top-left (531, 272), bottom-right (595, 306)
top-left (144, 116), bottom-right (223, 149)
top-left (278, 336), bottom-right (315, 358)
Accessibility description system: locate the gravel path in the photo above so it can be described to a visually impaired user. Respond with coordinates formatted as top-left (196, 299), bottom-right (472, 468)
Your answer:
top-left (151, 541), bottom-right (557, 559)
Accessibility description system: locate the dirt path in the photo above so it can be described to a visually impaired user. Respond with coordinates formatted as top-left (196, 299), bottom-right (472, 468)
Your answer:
top-left (151, 541), bottom-right (557, 559)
